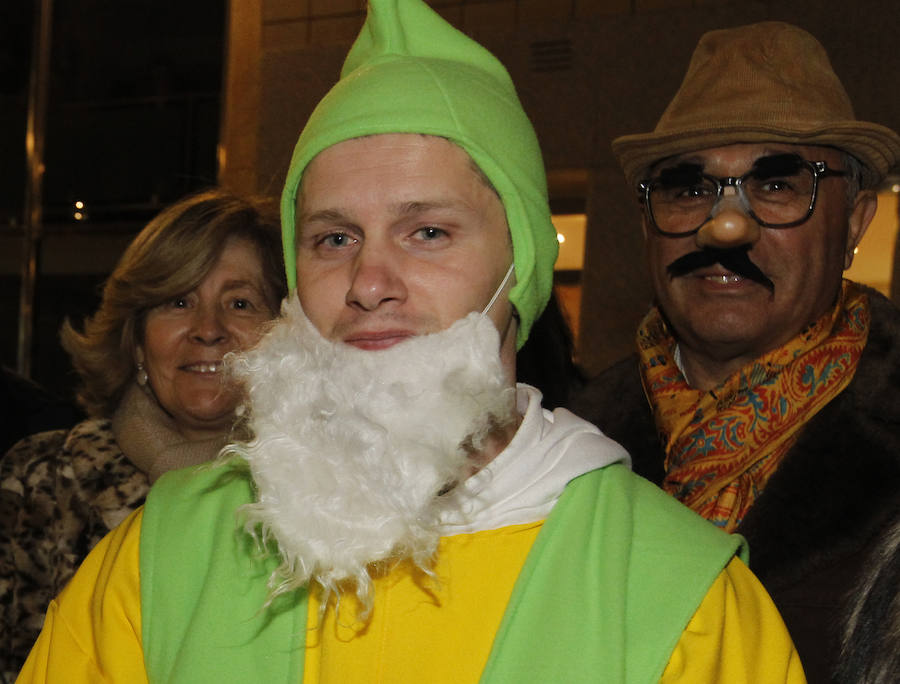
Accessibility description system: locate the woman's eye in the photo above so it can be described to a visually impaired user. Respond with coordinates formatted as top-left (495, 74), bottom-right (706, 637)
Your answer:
top-left (171, 297), bottom-right (188, 309)
top-left (320, 232), bottom-right (354, 248)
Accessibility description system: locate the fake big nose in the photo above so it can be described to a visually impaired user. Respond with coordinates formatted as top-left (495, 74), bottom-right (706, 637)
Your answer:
top-left (695, 200), bottom-right (761, 249)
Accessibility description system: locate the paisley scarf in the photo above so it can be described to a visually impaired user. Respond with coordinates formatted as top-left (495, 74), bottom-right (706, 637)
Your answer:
top-left (639, 280), bottom-right (869, 531)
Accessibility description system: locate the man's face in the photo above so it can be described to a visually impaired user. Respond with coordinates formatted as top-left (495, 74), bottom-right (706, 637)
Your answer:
top-left (644, 143), bottom-right (875, 365)
top-left (295, 134), bottom-right (516, 365)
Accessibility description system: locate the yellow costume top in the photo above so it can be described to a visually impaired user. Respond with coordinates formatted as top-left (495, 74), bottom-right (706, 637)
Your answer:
top-left (20, 507), bottom-right (804, 683)
top-left (20, 390), bottom-right (805, 682)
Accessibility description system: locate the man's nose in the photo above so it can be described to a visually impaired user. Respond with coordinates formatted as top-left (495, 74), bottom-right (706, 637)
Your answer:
top-left (695, 191), bottom-right (761, 249)
top-left (190, 305), bottom-right (228, 345)
top-left (345, 245), bottom-right (407, 311)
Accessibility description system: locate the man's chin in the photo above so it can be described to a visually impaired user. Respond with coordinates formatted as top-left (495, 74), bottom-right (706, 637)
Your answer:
top-left (678, 324), bottom-right (778, 364)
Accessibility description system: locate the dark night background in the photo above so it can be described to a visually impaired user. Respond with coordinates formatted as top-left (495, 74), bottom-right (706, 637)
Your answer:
top-left (1, 1), bottom-right (225, 402)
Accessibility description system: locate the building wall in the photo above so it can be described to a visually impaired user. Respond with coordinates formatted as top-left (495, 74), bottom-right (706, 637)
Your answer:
top-left (222, 0), bottom-right (900, 375)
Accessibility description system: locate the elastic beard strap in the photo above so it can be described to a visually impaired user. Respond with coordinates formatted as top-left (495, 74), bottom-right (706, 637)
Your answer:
top-left (481, 263), bottom-right (515, 317)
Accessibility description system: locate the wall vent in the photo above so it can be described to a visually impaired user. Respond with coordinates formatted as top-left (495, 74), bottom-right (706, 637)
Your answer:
top-left (529, 39), bottom-right (574, 73)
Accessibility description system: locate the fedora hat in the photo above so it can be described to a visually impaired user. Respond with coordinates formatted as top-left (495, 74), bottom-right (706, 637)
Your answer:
top-left (613, 21), bottom-right (900, 190)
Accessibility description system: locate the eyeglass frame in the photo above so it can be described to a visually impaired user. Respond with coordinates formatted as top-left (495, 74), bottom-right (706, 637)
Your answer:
top-left (637, 158), bottom-right (847, 237)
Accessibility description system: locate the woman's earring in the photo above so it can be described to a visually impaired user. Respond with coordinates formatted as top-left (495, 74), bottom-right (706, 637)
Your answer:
top-left (136, 363), bottom-right (148, 387)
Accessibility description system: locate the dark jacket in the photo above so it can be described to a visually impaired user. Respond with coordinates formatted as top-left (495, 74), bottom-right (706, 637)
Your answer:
top-left (569, 288), bottom-right (900, 684)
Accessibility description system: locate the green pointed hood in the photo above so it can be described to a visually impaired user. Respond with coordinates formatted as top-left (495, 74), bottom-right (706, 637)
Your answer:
top-left (280, 0), bottom-right (558, 348)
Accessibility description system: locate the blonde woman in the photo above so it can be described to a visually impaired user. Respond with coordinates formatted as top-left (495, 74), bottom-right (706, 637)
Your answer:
top-left (0, 189), bottom-right (286, 677)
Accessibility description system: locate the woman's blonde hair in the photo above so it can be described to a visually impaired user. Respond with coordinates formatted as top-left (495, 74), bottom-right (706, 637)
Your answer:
top-left (61, 189), bottom-right (287, 417)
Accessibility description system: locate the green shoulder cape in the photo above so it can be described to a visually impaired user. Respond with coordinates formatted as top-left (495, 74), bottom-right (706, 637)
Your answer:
top-left (140, 463), bottom-right (744, 683)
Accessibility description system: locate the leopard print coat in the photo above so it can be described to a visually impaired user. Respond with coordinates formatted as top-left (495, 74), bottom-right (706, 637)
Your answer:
top-left (0, 419), bottom-right (149, 680)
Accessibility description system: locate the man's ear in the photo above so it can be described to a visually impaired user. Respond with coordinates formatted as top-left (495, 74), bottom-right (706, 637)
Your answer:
top-left (844, 189), bottom-right (878, 270)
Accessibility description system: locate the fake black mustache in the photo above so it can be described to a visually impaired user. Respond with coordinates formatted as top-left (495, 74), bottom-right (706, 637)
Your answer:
top-left (666, 247), bottom-right (774, 291)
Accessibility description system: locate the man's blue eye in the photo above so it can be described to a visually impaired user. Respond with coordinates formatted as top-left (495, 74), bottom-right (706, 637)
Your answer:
top-left (418, 227), bottom-right (445, 239)
top-left (324, 233), bottom-right (349, 247)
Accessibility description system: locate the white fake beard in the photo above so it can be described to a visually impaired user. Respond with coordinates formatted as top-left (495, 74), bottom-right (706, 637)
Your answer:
top-left (225, 295), bottom-right (515, 616)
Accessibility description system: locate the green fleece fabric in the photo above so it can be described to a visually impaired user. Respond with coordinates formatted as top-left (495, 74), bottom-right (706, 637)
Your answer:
top-left (280, 0), bottom-right (558, 348)
top-left (140, 464), bottom-right (743, 682)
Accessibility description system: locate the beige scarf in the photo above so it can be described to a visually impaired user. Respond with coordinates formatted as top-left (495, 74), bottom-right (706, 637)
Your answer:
top-left (111, 384), bottom-right (227, 484)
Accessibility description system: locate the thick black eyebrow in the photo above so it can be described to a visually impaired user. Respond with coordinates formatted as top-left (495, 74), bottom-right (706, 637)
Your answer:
top-left (748, 153), bottom-right (805, 177)
top-left (654, 153), bottom-right (807, 181)
top-left (656, 163), bottom-right (705, 185)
